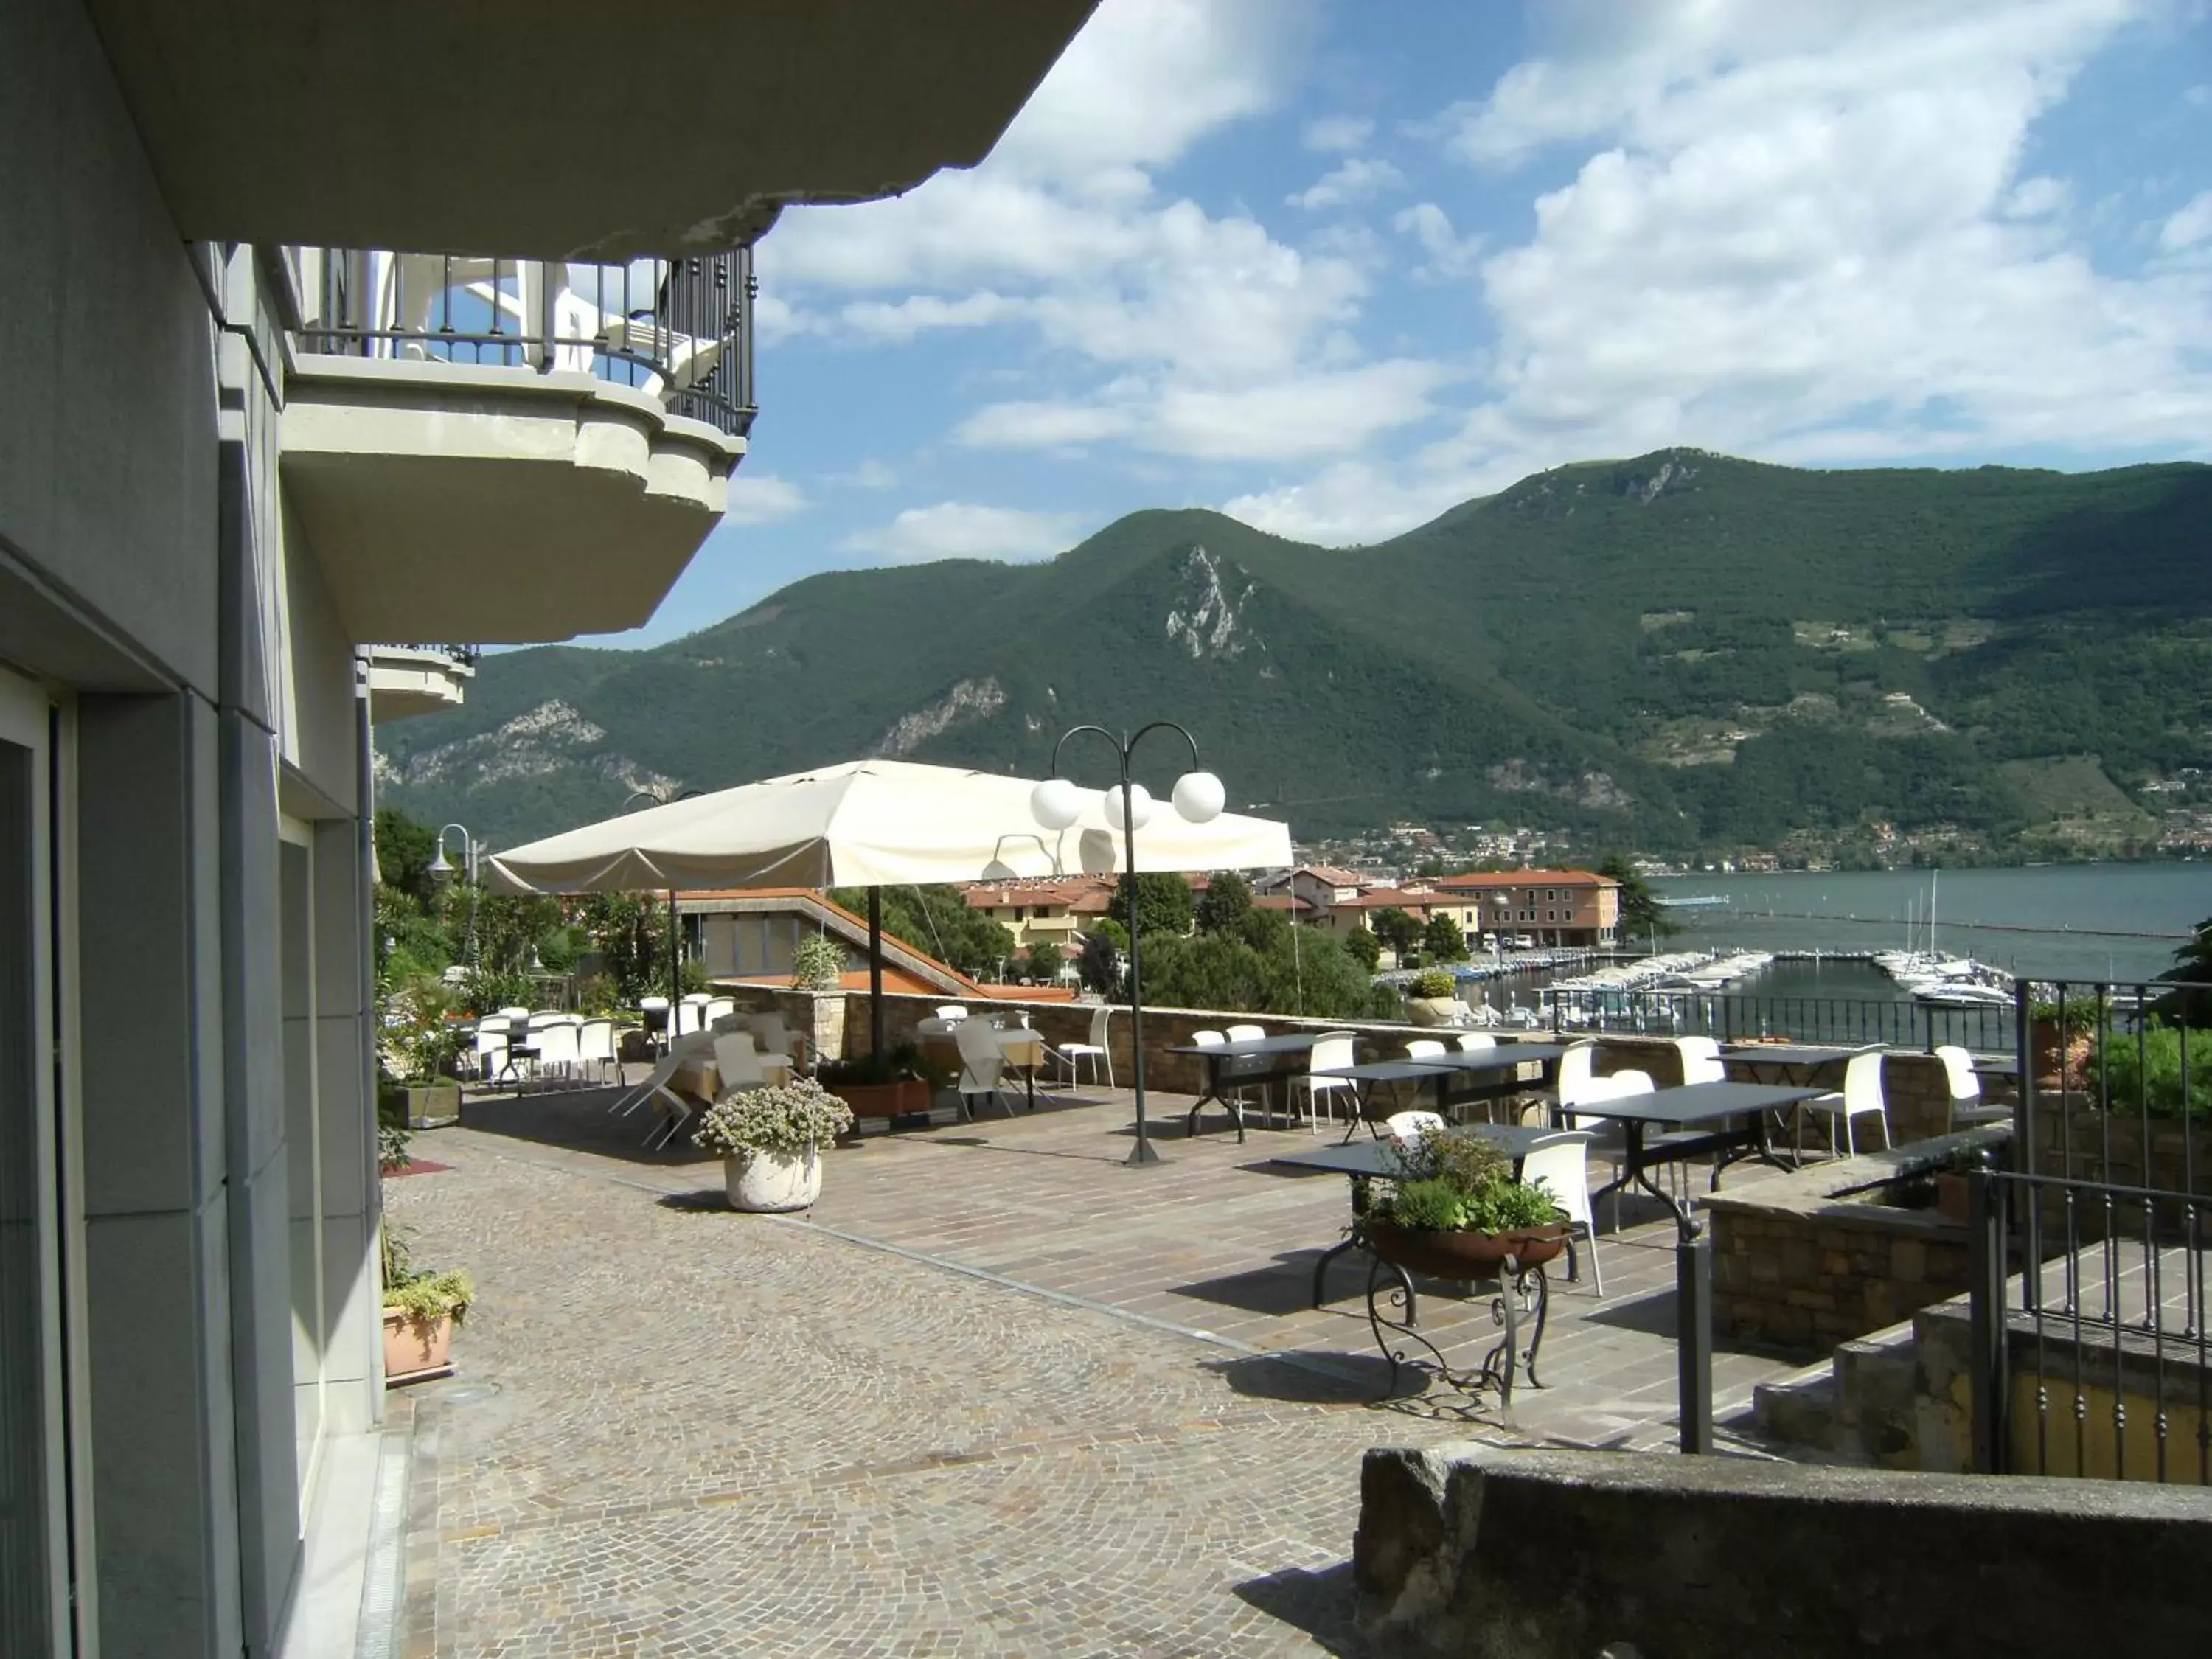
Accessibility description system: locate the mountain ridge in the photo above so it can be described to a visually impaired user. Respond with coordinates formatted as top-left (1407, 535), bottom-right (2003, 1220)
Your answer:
top-left (375, 449), bottom-right (2212, 859)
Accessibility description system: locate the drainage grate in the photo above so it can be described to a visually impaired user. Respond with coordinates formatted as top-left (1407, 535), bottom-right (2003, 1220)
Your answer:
top-left (352, 1430), bottom-right (411, 1659)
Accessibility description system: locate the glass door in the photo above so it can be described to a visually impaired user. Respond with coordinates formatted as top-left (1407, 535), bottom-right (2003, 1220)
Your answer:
top-left (0, 665), bottom-right (69, 1655)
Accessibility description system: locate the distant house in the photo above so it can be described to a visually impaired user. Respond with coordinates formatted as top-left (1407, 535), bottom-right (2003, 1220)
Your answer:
top-left (959, 876), bottom-right (1119, 952)
top-left (1254, 864), bottom-right (1367, 913)
top-left (1429, 869), bottom-right (1621, 947)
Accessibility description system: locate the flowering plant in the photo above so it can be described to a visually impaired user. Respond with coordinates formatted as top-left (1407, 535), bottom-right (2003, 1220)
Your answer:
top-left (692, 1079), bottom-right (855, 1158)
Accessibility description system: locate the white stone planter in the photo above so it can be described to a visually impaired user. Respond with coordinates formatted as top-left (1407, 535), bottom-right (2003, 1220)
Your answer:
top-left (723, 1147), bottom-right (823, 1212)
top-left (1405, 996), bottom-right (1462, 1028)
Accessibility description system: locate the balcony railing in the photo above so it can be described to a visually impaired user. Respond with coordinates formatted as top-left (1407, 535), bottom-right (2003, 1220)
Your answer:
top-left (290, 246), bottom-right (757, 438)
top-left (372, 643), bottom-right (481, 668)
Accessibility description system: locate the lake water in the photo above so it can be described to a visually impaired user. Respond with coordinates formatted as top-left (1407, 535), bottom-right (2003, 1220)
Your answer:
top-left (1651, 863), bottom-right (2211, 984)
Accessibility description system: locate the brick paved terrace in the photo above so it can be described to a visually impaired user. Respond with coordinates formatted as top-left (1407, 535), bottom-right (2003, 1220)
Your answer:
top-left (382, 1076), bottom-right (1809, 1655)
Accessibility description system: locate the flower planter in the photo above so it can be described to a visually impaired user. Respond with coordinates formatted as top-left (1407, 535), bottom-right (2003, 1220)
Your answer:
top-left (827, 1079), bottom-right (933, 1121)
top-left (382, 1309), bottom-right (453, 1383)
top-left (1405, 996), bottom-right (1462, 1029)
top-left (2029, 1019), bottom-right (2092, 1091)
top-left (725, 1147), bottom-right (823, 1212)
top-left (1364, 1217), bottom-right (1569, 1278)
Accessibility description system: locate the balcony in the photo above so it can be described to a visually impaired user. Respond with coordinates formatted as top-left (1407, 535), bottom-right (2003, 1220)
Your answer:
top-left (363, 644), bottom-right (479, 723)
top-left (281, 248), bottom-right (753, 644)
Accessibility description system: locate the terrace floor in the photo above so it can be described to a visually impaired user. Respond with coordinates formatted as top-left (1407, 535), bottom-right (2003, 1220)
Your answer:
top-left (380, 1077), bottom-right (1807, 1655)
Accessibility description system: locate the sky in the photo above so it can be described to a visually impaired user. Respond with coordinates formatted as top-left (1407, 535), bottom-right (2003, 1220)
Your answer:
top-left (598, 0), bottom-right (2212, 648)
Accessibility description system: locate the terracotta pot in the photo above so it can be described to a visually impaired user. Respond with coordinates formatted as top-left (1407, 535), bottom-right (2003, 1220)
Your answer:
top-left (827, 1078), bottom-right (932, 1119)
top-left (2029, 1020), bottom-right (2093, 1090)
top-left (1935, 1172), bottom-right (1972, 1227)
top-left (1364, 1217), bottom-right (1569, 1278)
top-left (725, 1147), bottom-right (823, 1212)
top-left (382, 1309), bottom-right (453, 1380)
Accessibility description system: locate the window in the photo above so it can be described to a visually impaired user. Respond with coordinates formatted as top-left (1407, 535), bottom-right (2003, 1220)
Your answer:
top-left (1012, 906), bottom-right (1025, 921)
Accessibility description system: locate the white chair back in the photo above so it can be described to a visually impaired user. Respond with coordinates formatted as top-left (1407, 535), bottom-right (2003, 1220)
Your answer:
top-left (1520, 1133), bottom-right (1596, 1231)
top-left (1455, 1032), bottom-right (1497, 1051)
top-left (1404, 1039), bottom-right (1446, 1061)
top-left (1557, 1040), bottom-right (1601, 1109)
top-left (1308, 1032), bottom-right (1356, 1075)
top-left (1225, 1023), bottom-right (1266, 1045)
top-left (496, 1006), bottom-right (531, 1020)
top-left (1384, 1109), bottom-right (1446, 1144)
top-left (577, 1018), bottom-right (616, 1062)
top-left (1087, 1004), bottom-right (1113, 1047)
top-left (703, 996), bottom-right (737, 1023)
top-left (1934, 1045), bottom-right (1980, 1104)
top-left (535, 1021), bottom-right (580, 1074)
top-left (742, 1013), bottom-right (793, 1057)
top-left (936, 1005), bottom-right (970, 1022)
top-left (955, 1017), bottom-right (1006, 1093)
top-left (712, 1030), bottom-right (767, 1093)
top-left (1675, 1035), bottom-right (1726, 1085)
top-left (526, 1010), bottom-right (573, 1029)
top-left (1843, 1051), bottom-right (1886, 1115)
top-left (1192, 1029), bottom-right (1225, 1048)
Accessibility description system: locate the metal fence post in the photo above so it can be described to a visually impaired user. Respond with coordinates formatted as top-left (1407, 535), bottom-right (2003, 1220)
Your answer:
top-left (1677, 1228), bottom-right (1714, 1455)
top-left (1968, 1163), bottom-right (2007, 1474)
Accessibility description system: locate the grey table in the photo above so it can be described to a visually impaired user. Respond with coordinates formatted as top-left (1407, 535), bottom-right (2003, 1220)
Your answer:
top-left (1169, 1032), bottom-right (1353, 1141)
top-left (1565, 1081), bottom-right (1826, 1238)
top-left (1270, 1124), bottom-right (1579, 1311)
top-left (1315, 1043), bottom-right (1572, 1141)
top-left (1721, 1041), bottom-right (1882, 1086)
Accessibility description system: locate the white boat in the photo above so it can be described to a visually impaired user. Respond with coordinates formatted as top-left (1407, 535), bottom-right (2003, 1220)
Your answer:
top-left (1915, 981), bottom-right (2014, 1009)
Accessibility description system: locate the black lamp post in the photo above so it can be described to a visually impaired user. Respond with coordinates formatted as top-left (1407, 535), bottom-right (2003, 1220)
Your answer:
top-left (426, 823), bottom-right (479, 964)
top-left (1032, 723), bottom-right (1225, 1167)
top-left (624, 788), bottom-right (704, 1014)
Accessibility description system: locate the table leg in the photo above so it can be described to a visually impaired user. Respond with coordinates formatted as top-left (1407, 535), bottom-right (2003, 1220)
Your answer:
top-left (1590, 1124), bottom-right (1698, 1239)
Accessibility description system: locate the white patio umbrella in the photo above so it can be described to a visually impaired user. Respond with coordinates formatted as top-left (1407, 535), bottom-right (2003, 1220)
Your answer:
top-left (483, 758), bottom-right (1293, 1050)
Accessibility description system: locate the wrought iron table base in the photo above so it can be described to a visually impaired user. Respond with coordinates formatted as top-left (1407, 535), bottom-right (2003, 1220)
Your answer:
top-left (1366, 1254), bottom-right (1548, 1407)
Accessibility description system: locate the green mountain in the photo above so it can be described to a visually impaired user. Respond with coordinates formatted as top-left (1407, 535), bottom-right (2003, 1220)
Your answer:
top-left (374, 450), bottom-right (2212, 858)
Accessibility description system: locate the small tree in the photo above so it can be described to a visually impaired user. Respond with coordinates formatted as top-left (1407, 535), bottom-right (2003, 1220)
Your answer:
top-left (1018, 942), bottom-right (1065, 985)
top-left (1599, 855), bottom-right (1678, 942)
top-left (1423, 913), bottom-right (1468, 961)
top-left (1076, 930), bottom-right (1124, 998)
top-left (1194, 871), bottom-right (1254, 936)
top-left (2154, 916), bottom-right (2212, 1027)
top-left (1369, 906), bottom-right (1425, 961)
top-left (1343, 925), bottom-right (1382, 971)
top-left (1110, 872), bottom-right (1196, 939)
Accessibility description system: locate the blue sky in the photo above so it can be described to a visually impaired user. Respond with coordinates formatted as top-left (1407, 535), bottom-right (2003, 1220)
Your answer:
top-left (601, 0), bottom-right (2212, 648)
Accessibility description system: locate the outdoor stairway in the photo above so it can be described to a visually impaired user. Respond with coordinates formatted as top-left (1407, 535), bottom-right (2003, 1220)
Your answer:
top-left (1750, 1316), bottom-right (1924, 1467)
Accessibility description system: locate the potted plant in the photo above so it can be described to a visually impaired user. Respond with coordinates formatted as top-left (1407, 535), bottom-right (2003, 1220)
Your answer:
top-left (2027, 994), bottom-right (2098, 1090)
top-left (1403, 968), bottom-right (1464, 1028)
top-left (1358, 1128), bottom-right (1569, 1276)
top-left (692, 1078), bottom-right (855, 1211)
top-left (380, 1229), bottom-right (472, 1383)
top-left (378, 974), bottom-right (467, 1128)
top-left (815, 1042), bottom-right (949, 1127)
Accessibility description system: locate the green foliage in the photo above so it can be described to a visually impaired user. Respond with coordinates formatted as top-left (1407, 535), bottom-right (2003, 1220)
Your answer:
top-left (1138, 922), bottom-right (1385, 1020)
top-left (1422, 913), bottom-right (1467, 961)
top-left (1015, 942), bottom-right (1065, 984)
top-left (2087, 1023), bottom-right (2204, 1120)
top-left (1194, 871), bottom-right (1254, 936)
top-left (374, 807), bottom-right (442, 905)
top-left (576, 891), bottom-right (672, 1004)
top-left (380, 1228), bottom-right (472, 1326)
top-left (375, 1086), bottom-right (412, 1172)
top-left (691, 1079), bottom-right (855, 1155)
top-left (1368, 1126), bottom-right (1562, 1235)
top-left (1111, 872), bottom-right (1196, 939)
top-left (1076, 931), bottom-right (1125, 997)
top-left (2154, 918), bottom-right (2212, 1028)
top-left (1599, 854), bottom-right (1679, 940)
top-left (378, 975), bottom-right (467, 1084)
top-left (831, 884), bottom-right (1015, 977)
top-left (373, 454), bottom-right (2212, 855)
top-left (1407, 968), bottom-right (1459, 999)
top-left (790, 933), bottom-right (845, 991)
top-left (1343, 928), bottom-right (1383, 971)
top-left (1369, 907), bottom-right (1423, 956)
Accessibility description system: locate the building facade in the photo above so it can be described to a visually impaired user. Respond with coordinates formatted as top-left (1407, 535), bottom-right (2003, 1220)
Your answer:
top-left (0, 4), bottom-right (1094, 1655)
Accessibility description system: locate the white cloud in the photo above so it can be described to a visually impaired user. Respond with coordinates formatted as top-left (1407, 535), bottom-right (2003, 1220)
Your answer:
top-left (839, 503), bottom-right (1083, 563)
top-left (829, 459), bottom-right (899, 490)
top-left (1304, 115), bottom-right (1374, 153)
top-left (721, 473), bottom-right (809, 524)
top-left (1287, 156), bottom-right (1408, 212)
top-left (836, 291), bottom-right (1021, 341)
top-left (1413, 0), bottom-right (2212, 482)
top-left (2004, 175), bottom-right (2072, 218)
top-left (954, 400), bottom-right (1138, 450)
top-left (2160, 189), bottom-right (2212, 248)
top-left (1392, 202), bottom-right (1486, 279)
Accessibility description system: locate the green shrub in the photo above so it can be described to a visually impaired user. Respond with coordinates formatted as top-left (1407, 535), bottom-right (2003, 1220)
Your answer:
top-left (1408, 969), bottom-right (1459, 999)
top-left (2087, 1023), bottom-right (2203, 1119)
top-left (790, 933), bottom-right (845, 992)
top-left (1368, 1125), bottom-right (1563, 1235)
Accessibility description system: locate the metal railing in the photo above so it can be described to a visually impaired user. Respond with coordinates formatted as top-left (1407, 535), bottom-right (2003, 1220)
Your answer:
top-left (1966, 978), bottom-right (2211, 1483)
top-left (374, 643), bottom-right (481, 668)
top-left (1541, 986), bottom-right (2017, 1051)
top-left (291, 246), bottom-right (757, 438)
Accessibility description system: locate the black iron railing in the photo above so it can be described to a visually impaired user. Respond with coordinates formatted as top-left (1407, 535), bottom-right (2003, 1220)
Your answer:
top-left (293, 246), bottom-right (757, 438)
top-left (1541, 986), bottom-right (2017, 1051)
top-left (376, 643), bottom-right (481, 668)
top-left (1965, 978), bottom-right (2211, 1483)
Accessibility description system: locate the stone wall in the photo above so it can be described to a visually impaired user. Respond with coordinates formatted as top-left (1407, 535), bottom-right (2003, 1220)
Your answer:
top-left (1703, 1129), bottom-right (2007, 1353)
top-left (1354, 1441), bottom-right (2212, 1658)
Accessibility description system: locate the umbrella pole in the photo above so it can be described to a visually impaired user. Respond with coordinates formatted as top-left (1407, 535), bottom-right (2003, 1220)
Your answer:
top-left (868, 886), bottom-right (887, 1057)
top-left (668, 888), bottom-right (678, 1012)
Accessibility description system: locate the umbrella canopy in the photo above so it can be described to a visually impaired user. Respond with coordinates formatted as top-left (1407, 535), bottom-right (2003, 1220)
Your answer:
top-left (482, 758), bottom-right (1293, 895)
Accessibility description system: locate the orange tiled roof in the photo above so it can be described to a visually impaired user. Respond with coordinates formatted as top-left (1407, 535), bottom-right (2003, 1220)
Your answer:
top-left (1430, 869), bottom-right (1617, 890)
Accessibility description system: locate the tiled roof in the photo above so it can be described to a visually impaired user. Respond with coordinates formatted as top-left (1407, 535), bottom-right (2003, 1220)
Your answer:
top-left (1430, 869), bottom-right (1617, 890)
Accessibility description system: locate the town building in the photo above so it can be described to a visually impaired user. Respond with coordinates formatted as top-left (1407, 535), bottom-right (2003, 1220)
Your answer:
top-left (1430, 869), bottom-right (1622, 947)
top-left (960, 875), bottom-right (1119, 953)
top-left (0, 4), bottom-right (1095, 1654)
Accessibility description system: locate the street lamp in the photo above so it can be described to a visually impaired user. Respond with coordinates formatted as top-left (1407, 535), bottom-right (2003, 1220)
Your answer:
top-left (428, 823), bottom-right (479, 964)
top-left (1032, 723), bottom-right (1225, 1167)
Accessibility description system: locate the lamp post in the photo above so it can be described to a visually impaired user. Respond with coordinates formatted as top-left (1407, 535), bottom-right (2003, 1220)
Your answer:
top-left (426, 823), bottom-right (479, 965)
top-left (1032, 723), bottom-right (1225, 1167)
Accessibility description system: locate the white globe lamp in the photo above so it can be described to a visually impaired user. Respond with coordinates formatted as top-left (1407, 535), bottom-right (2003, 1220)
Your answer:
top-left (1030, 776), bottom-right (1085, 832)
top-left (1171, 770), bottom-right (1225, 824)
top-left (1104, 782), bottom-right (1154, 830)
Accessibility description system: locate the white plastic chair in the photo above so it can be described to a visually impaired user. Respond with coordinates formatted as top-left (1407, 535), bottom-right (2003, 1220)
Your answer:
top-left (1383, 1109), bottom-right (1446, 1144)
top-left (711, 1030), bottom-right (768, 1099)
top-left (954, 1018), bottom-right (1011, 1119)
top-left (1799, 1051), bottom-right (1890, 1158)
top-left (575, 1018), bottom-right (619, 1085)
top-left (675, 993), bottom-right (714, 1038)
top-left (1936, 1045), bottom-right (2008, 1132)
top-left (742, 1013), bottom-right (796, 1063)
top-left (1675, 1035), bottom-right (1727, 1085)
top-left (703, 996), bottom-right (737, 1025)
top-left (1055, 1004), bottom-right (1115, 1088)
top-left (1287, 1032), bottom-right (1358, 1134)
top-left (472, 1020), bottom-right (509, 1081)
top-left (1404, 1039), bottom-right (1447, 1062)
top-left (1220, 1023), bottom-right (1276, 1127)
top-left (1520, 1131), bottom-right (1604, 1295)
top-left (935, 1005), bottom-right (971, 1023)
top-left (619, 1051), bottom-right (692, 1143)
top-left (532, 1019), bottom-right (581, 1086)
top-left (639, 995), bottom-right (672, 1053)
top-left (1455, 1032), bottom-right (1498, 1052)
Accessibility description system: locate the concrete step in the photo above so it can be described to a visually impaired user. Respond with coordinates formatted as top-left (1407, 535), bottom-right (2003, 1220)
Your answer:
top-left (1751, 1360), bottom-right (1844, 1455)
top-left (1831, 1324), bottom-right (1921, 1467)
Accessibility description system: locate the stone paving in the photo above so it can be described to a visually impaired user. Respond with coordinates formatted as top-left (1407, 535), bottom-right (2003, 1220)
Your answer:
top-left (385, 1078), bottom-right (1805, 1655)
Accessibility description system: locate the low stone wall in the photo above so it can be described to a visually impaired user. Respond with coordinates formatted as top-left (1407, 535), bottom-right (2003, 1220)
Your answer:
top-left (1354, 1441), bottom-right (2212, 1658)
top-left (1703, 1128), bottom-right (2007, 1353)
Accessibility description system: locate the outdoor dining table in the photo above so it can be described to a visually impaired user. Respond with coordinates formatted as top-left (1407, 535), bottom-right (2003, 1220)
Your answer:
top-left (1315, 1043), bottom-right (1573, 1141)
top-left (1721, 1041), bottom-right (1882, 1086)
top-left (1169, 1032), bottom-right (1354, 1142)
top-left (1562, 1080), bottom-right (1826, 1239)
top-left (920, 1023), bottom-right (1048, 1110)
